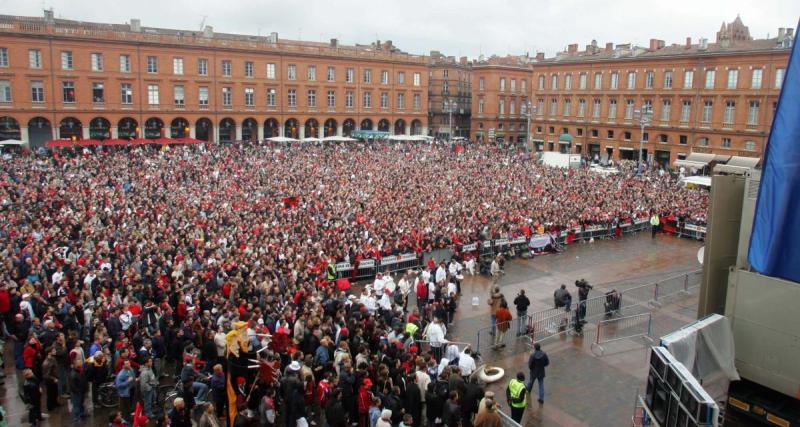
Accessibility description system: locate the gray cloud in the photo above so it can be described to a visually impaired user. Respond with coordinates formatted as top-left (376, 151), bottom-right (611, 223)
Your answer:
top-left (5, 0), bottom-right (799, 58)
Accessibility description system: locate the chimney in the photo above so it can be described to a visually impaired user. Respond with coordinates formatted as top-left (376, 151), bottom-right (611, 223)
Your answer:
top-left (130, 18), bottom-right (141, 32)
top-left (778, 28), bottom-right (785, 38)
top-left (43, 8), bottom-right (54, 23)
top-left (536, 52), bottom-right (545, 60)
top-left (330, 38), bottom-right (338, 48)
top-left (649, 39), bottom-right (664, 50)
top-left (699, 38), bottom-right (708, 50)
top-left (788, 28), bottom-right (795, 37)
top-left (384, 40), bottom-right (393, 50)
top-left (460, 56), bottom-right (467, 65)
top-left (269, 32), bottom-right (278, 43)
top-left (567, 43), bottom-right (578, 54)
top-left (585, 44), bottom-right (592, 53)
top-left (605, 42), bottom-right (613, 51)
top-left (203, 25), bottom-right (213, 38)
top-left (376, 39), bottom-right (381, 49)
top-left (685, 37), bottom-right (692, 48)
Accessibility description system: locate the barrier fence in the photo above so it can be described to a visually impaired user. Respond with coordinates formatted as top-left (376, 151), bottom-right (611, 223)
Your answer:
top-left (473, 269), bottom-right (702, 355)
top-left (498, 408), bottom-right (523, 427)
top-left (590, 312), bottom-right (654, 356)
top-left (332, 220), bottom-right (705, 283)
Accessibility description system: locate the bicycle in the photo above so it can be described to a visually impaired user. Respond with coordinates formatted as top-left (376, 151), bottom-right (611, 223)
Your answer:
top-left (97, 378), bottom-right (120, 408)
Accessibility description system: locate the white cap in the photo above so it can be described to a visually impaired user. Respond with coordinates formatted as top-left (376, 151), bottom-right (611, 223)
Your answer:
top-left (288, 361), bottom-right (301, 371)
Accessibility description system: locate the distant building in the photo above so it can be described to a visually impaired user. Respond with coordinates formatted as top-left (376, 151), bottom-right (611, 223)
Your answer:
top-left (428, 51), bottom-right (472, 139)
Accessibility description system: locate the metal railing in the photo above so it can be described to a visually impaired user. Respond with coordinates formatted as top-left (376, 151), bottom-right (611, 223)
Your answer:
top-left (498, 408), bottom-right (523, 427)
top-left (590, 312), bottom-right (654, 355)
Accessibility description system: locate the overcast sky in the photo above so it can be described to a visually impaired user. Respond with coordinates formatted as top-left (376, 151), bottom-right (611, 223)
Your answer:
top-left (3, 0), bottom-right (799, 58)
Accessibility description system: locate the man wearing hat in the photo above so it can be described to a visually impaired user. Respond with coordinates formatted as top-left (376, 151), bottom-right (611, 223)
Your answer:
top-left (282, 361), bottom-right (303, 427)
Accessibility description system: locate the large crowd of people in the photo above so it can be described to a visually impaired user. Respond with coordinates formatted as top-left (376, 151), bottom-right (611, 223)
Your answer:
top-left (0, 140), bottom-right (708, 427)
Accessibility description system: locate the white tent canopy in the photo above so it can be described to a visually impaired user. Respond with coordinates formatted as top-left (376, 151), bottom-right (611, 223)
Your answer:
top-left (301, 137), bottom-right (320, 143)
top-left (0, 139), bottom-right (25, 146)
top-left (680, 175), bottom-right (712, 188)
top-left (266, 136), bottom-right (299, 143)
top-left (321, 136), bottom-right (357, 142)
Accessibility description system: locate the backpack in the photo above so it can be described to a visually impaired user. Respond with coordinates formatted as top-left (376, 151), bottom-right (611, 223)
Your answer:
top-left (435, 380), bottom-right (450, 401)
top-left (393, 290), bottom-right (404, 305)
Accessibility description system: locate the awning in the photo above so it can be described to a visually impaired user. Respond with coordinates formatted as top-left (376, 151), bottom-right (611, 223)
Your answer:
top-left (532, 139), bottom-right (545, 143)
top-left (680, 175), bottom-right (712, 188)
top-left (266, 136), bottom-right (300, 143)
top-left (674, 152), bottom-right (717, 168)
top-left (0, 139), bottom-right (25, 146)
top-left (558, 140), bottom-right (571, 144)
top-left (619, 147), bottom-right (634, 151)
top-left (559, 133), bottom-right (574, 142)
top-left (713, 156), bottom-right (761, 174)
top-left (674, 160), bottom-right (709, 168)
top-left (351, 130), bottom-right (390, 140)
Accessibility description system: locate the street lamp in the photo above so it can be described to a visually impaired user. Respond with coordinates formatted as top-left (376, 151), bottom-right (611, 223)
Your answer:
top-left (443, 99), bottom-right (455, 142)
top-left (633, 105), bottom-right (653, 174)
top-left (526, 101), bottom-right (537, 152)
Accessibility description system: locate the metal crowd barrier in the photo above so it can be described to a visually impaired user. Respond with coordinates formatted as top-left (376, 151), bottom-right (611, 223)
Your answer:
top-left (498, 408), bottom-right (524, 427)
top-left (590, 312), bottom-right (654, 356)
top-left (335, 254), bottom-right (422, 281)
top-left (677, 222), bottom-right (707, 240)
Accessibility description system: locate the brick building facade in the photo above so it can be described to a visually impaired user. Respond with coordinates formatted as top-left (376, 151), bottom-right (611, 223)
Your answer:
top-left (0, 11), bottom-right (429, 147)
top-left (427, 51), bottom-right (472, 139)
top-left (471, 18), bottom-right (793, 165)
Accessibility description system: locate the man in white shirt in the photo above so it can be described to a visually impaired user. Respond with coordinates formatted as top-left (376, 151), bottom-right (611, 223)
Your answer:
top-left (372, 274), bottom-right (386, 295)
top-left (435, 263), bottom-right (447, 285)
top-left (458, 347), bottom-right (477, 378)
top-left (427, 316), bottom-right (447, 362)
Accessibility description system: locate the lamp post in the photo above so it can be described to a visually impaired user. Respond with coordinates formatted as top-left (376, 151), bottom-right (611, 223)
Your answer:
top-left (526, 101), bottom-right (537, 152)
top-left (444, 99), bottom-right (454, 142)
top-left (633, 105), bottom-right (652, 175)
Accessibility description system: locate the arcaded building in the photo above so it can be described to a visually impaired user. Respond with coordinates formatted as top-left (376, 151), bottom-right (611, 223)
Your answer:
top-left (0, 10), bottom-right (429, 147)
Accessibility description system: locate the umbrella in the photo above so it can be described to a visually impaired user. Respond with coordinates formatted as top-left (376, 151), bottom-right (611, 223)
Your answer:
top-left (99, 139), bottom-right (132, 146)
top-left (0, 139), bottom-right (25, 146)
top-left (301, 137), bottom-right (321, 143)
top-left (388, 135), bottom-right (411, 141)
top-left (321, 136), bottom-right (357, 142)
top-left (266, 136), bottom-right (300, 143)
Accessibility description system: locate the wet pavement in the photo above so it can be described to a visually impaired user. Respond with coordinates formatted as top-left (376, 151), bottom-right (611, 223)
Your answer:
top-left (1, 232), bottom-right (703, 426)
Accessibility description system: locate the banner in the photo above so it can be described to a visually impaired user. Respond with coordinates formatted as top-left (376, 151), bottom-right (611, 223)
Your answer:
top-left (749, 22), bottom-right (800, 283)
top-left (528, 234), bottom-right (551, 250)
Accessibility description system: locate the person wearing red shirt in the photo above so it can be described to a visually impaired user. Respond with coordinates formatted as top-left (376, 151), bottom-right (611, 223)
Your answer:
top-left (357, 378), bottom-right (373, 427)
top-left (415, 278), bottom-right (428, 312)
top-left (493, 301), bottom-right (513, 349)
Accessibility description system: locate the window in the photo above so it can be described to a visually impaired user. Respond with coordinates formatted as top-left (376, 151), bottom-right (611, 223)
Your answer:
top-left (610, 72), bottom-right (619, 89)
top-left (551, 74), bottom-right (558, 90)
top-left (681, 100), bottom-right (691, 122)
top-left (643, 100), bottom-right (653, 117)
top-left (775, 68), bottom-right (785, 89)
top-left (327, 66), bottom-right (335, 81)
top-left (537, 99), bottom-right (544, 115)
top-left (727, 69), bottom-right (738, 89)
top-left (661, 100), bottom-right (671, 121)
top-left (148, 84), bottom-right (159, 105)
top-left (510, 100), bottom-right (515, 114)
top-left (748, 101), bottom-right (759, 125)
top-left (199, 86), bottom-right (209, 106)
top-left (624, 131), bottom-right (631, 140)
top-left (499, 78), bottom-right (505, 92)
top-left (751, 69), bottom-right (762, 89)
top-left (307, 65), bottom-right (316, 81)
top-left (147, 56), bottom-right (158, 73)
top-left (499, 99), bottom-right (505, 115)
top-left (608, 99), bottom-right (617, 119)
top-left (29, 49), bottom-right (42, 68)
top-left (222, 87), bottom-right (232, 106)
top-left (722, 138), bottom-right (731, 148)
top-left (698, 137), bottom-right (709, 147)
top-left (680, 135), bottom-right (688, 145)
top-left (645, 71), bottom-right (654, 89)
top-left (307, 89), bottom-right (316, 107)
top-left (398, 71), bottom-right (405, 85)
top-left (511, 78), bottom-right (516, 92)
top-left (61, 51), bottom-right (73, 70)
top-left (121, 83), bottom-right (133, 104)
top-left (627, 72), bottom-right (636, 89)
top-left (30, 80), bottom-right (44, 103)
top-left (266, 88), bottom-right (276, 107)
top-left (521, 79), bottom-right (527, 93)
top-left (345, 91), bottom-right (354, 108)
top-left (119, 54), bottom-right (131, 73)
top-left (550, 98), bottom-right (558, 116)
top-left (364, 69), bottom-right (372, 84)
top-left (222, 60), bottom-right (232, 77)
top-left (625, 99), bottom-right (634, 119)
top-left (579, 73), bottom-right (587, 90)
top-left (642, 132), bottom-right (649, 141)
top-left (564, 74), bottom-right (572, 90)
top-left (705, 70), bottom-right (715, 89)
top-left (413, 72), bottom-right (421, 86)
top-left (245, 61), bottom-right (253, 78)
top-left (381, 70), bottom-right (389, 84)
top-left (62, 81), bottom-right (75, 103)
top-left (538, 75), bottom-right (545, 90)
top-left (520, 102), bottom-right (526, 115)
top-left (576, 128), bottom-right (583, 136)
top-left (594, 72), bottom-right (602, 90)
top-left (724, 101), bottom-right (735, 124)
top-left (577, 99), bottom-right (586, 117)
top-left (92, 82), bottom-right (104, 103)
top-left (245, 87), bottom-right (254, 106)
top-left (413, 93), bottom-right (421, 110)
top-left (174, 85), bottom-right (185, 106)
top-left (287, 64), bottom-right (296, 80)
top-left (563, 99), bottom-right (571, 116)
top-left (397, 93), bottom-right (405, 109)
top-left (380, 92), bottom-right (388, 109)
top-left (592, 99), bottom-right (601, 118)
top-left (326, 90), bottom-right (335, 108)
top-left (363, 91), bottom-right (371, 108)
top-left (0, 48), bottom-right (7, 67)
top-left (0, 80), bottom-right (10, 103)
top-left (702, 101), bottom-right (713, 123)
top-left (684, 70), bottom-right (694, 88)
top-left (745, 140), bottom-right (756, 151)
top-left (91, 53), bottom-right (103, 71)
top-left (173, 57), bottom-right (184, 75)
top-left (346, 68), bottom-right (354, 83)
top-left (590, 129), bottom-right (598, 137)
top-left (442, 82), bottom-right (448, 94)
top-left (664, 71), bottom-right (673, 89)
top-left (266, 63), bottom-right (275, 79)
top-left (478, 98), bottom-right (484, 114)
top-left (607, 130), bottom-right (614, 139)
top-left (287, 89), bottom-right (297, 107)
top-left (198, 58), bottom-right (208, 76)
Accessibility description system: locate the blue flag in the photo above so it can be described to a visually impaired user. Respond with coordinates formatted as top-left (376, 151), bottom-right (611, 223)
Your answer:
top-left (748, 21), bottom-right (800, 282)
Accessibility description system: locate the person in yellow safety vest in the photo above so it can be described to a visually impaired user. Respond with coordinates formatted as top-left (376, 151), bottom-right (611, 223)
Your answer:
top-left (506, 372), bottom-right (528, 423)
top-left (650, 211), bottom-right (661, 239)
top-left (405, 321), bottom-right (419, 340)
top-left (326, 260), bottom-right (337, 281)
